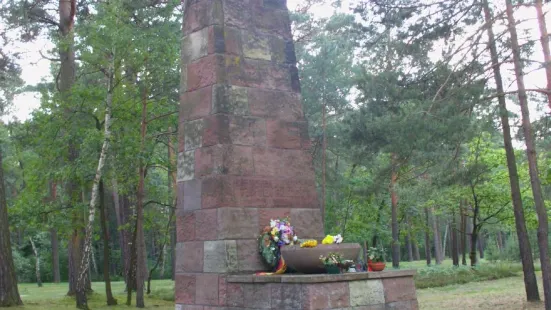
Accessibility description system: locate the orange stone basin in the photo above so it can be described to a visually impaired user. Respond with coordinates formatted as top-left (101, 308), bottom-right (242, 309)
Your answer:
top-left (281, 243), bottom-right (361, 274)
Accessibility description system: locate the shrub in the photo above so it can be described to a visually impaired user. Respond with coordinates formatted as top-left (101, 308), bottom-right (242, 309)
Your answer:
top-left (415, 262), bottom-right (524, 289)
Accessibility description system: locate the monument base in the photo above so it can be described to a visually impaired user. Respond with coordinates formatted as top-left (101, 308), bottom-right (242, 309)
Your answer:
top-left (176, 270), bottom-right (417, 310)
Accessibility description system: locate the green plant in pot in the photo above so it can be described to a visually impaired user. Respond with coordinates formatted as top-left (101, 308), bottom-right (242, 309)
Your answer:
top-left (367, 247), bottom-right (387, 271)
top-left (320, 252), bottom-right (345, 274)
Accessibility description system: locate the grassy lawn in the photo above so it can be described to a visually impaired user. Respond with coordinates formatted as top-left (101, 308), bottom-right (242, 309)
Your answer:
top-left (17, 280), bottom-right (174, 309)
top-left (418, 273), bottom-right (545, 309)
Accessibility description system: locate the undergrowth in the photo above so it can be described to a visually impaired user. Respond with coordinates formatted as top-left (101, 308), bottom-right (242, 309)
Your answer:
top-left (415, 262), bottom-right (540, 289)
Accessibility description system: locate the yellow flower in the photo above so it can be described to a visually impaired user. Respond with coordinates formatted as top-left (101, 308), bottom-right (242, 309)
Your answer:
top-left (271, 227), bottom-right (279, 236)
top-left (300, 240), bottom-right (318, 248)
top-left (322, 235), bottom-right (335, 244)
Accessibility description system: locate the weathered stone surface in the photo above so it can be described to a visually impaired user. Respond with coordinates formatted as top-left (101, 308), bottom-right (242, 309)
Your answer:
top-left (177, 212), bottom-right (195, 242)
top-left (196, 274), bottom-right (219, 305)
top-left (218, 208), bottom-right (259, 239)
top-left (237, 239), bottom-right (265, 272)
top-left (226, 57), bottom-right (292, 91)
top-left (176, 305), bottom-right (204, 310)
top-left (252, 5), bottom-right (292, 40)
top-left (184, 119), bottom-right (205, 151)
top-left (242, 31), bottom-right (271, 60)
top-left (253, 147), bottom-right (315, 179)
top-left (196, 145), bottom-right (255, 177)
top-left (290, 209), bottom-right (323, 239)
top-left (187, 55), bottom-right (225, 91)
top-left (212, 84), bottom-right (249, 115)
top-left (184, 0), bottom-right (223, 35)
top-left (243, 283), bottom-right (271, 309)
top-left (202, 176), bottom-right (272, 208)
top-left (349, 280), bottom-right (385, 306)
top-left (248, 88), bottom-right (303, 121)
top-left (226, 283), bottom-right (244, 307)
top-left (203, 115), bottom-right (266, 147)
top-left (272, 179), bottom-right (318, 209)
top-left (180, 86), bottom-right (212, 124)
top-left (266, 120), bottom-right (309, 149)
top-left (223, 27), bottom-right (243, 56)
top-left (175, 274), bottom-right (196, 304)
top-left (218, 276), bottom-right (227, 306)
top-left (208, 25), bottom-right (226, 54)
top-left (227, 270), bottom-right (417, 284)
top-left (303, 282), bottom-right (350, 310)
top-left (203, 240), bottom-right (238, 273)
top-left (183, 27), bottom-right (209, 63)
top-left (178, 241), bottom-right (204, 273)
top-left (383, 277), bottom-right (417, 303)
top-left (271, 284), bottom-right (303, 309)
top-left (182, 179), bottom-right (202, 211)
top-left (178, 151), bottom-right (195, 182)
top-left (195, 209), bottom-right (218, 241)
top-left (385, 300), bottom-right (418, 310)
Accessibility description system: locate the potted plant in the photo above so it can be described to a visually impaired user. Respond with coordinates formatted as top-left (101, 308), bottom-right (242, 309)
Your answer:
top-left (367, 247), bottom-right (387, 271)
top-left (320, 252), bottom-right (344, 274)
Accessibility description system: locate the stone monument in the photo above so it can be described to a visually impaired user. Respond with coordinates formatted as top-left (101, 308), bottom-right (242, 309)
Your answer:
top-left (176, 0), bottom-right (418, 309)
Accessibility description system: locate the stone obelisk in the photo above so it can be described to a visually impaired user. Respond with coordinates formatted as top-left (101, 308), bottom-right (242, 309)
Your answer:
top-left (176, 0), bottom-right (323, 308)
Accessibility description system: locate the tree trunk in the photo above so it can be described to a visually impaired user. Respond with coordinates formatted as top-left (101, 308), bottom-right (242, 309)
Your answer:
top-left (432, 208), bottom-right (443, 265)
top-left (75, 54), bottom-right (115, 309)
top-left (168, 128), bottom-right (177, 281)
top-left (50, 228), bottom-right (61, 283)
top-left (424, 208), bottom-right (431, 266)
top-left (536, 0), bottom-right (551, 110)
top-left (99, 180), bottom-right (117, 305)
top-left (134, 86), bottom-right (148, 308)
top-left (451, 210), bottom-right (459, 266)
top-left (460, 203), bottom-right (467, 266)
top-left (470, 225), bottom-right (478, 267)
top-left (390, 154), bottom-right (399, 268)
top-left (321, 95), bottom-right (326, 224)
top-left (505, 0), bottom-right (547, 303)
top-left (405, 215), bottom-right (413, 262)
top-left (0, 148), bottom-right (22, 306)
top-left (497, 231), bottom-right (503, 252)
top-left (478, 233), bottom-right (484, 259)
top-left (413, 241), bottom-right (421, 261)
top-left (442, 222), bottom-right (449, 259)
top-left (29, 237), bottom-right (42, 287)
top-left (111, 177), bottom-right (126, 277)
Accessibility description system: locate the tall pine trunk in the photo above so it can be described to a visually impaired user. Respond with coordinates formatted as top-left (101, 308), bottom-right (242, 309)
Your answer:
top-left (451, 210), bottom-right (459, 266)
top-left (134, 86), bottom-right (148, 308)
top-left (424, 207), bottom-right (431, 266)
top-left (50, 228), bottom-right (61, 283)
top-left (505, 0), bottom-right (549, 304)
top-left (535, 0), bottom-right (551, 110)
top-left (461, 203), bottom-right (467, 266)
top-left (432, 209), bottom-right (443, 265)
top-left (413, 241), bottom-right (421, 261)
top-left (390, 154), bottom-right (400, 268)
top-left (405, 215), bottom-right (413, 262)
top-left (0, 147), bottom-right (22, 306)
top-left (75, 53), bottom-right (114, 309)
top-left (99, 180), bottom-right (117, 305)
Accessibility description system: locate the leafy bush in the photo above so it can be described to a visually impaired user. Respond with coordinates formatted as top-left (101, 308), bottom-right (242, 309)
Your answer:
top-left (415, 263), bottom-right (524, 289)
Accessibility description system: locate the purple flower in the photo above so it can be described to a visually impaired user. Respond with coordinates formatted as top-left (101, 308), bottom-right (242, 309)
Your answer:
top-left (277, 241), bottom-right (284, 246)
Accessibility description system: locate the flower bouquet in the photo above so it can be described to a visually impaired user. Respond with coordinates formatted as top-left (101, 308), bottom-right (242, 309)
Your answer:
top-left (257, 218), bottom-right (298, 274)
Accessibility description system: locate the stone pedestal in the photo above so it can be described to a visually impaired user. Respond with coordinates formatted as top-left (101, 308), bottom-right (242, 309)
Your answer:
top-left (225, 270), bottom-right (418, 310)
top-left (176, 0), bottom-right (323, 309)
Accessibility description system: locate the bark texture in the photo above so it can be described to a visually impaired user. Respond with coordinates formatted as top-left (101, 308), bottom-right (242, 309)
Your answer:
top-left (0, 148), bottom-right (22, 306)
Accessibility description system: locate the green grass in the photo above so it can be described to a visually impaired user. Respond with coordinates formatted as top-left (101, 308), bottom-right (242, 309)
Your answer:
top-left (418, 273), bottom-right (545, 309)
top-left (16, 280), bottom-right (174, 309)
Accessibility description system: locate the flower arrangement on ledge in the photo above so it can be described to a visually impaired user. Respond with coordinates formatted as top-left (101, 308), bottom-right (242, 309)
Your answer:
top-left (322, 234), bottom-right (343, 245)
top-left (320, 252), bottom-right (354, 274)
top-left (257, 218), bottom-right (298, 274)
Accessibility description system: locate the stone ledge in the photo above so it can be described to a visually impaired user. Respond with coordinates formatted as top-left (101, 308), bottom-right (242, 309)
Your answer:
top-left (227, 270), bottom-right (416, 283)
